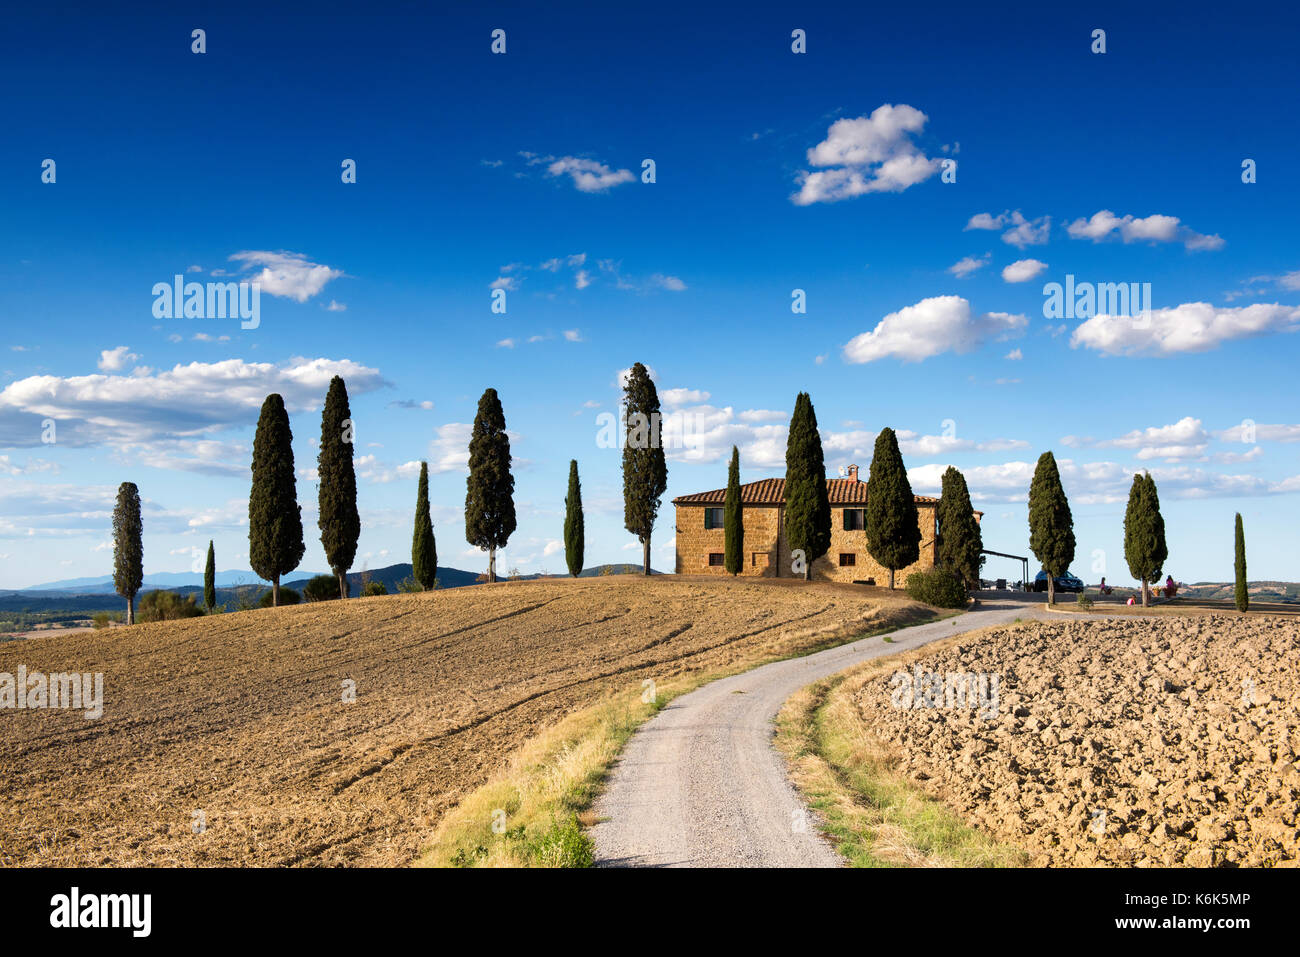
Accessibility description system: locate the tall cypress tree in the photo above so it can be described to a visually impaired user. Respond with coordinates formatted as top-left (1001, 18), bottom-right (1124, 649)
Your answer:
top-left (112, 481), bottom-right (143, 625)
top-left (1234, 513), bottom-right (1249, 612)
top-left (724, 445), bottom-right (743, 576)
top-left (621, 363), bottom-right (668, 575)
top-left (784, 392), bottom-right (830, 581)
top-left (564, 459), bottom-right (584, 578)
top-left (1028, 451), bottom-right (1075, 605)
top-left (1123, 472), bottom-right (1168, 607)
top-left (465, 388), bottom-right (516, 583)
top-left (204, 540), bottom-right (216, 612)
top-left (248, 393), bottom-right (305, 606)
top-left (412, 461), bottom-right (437, 590)
top-left (936, 466), bottom-right (982, 590)
top-left (865, 427), bottom-right (921, 589)
top-left (318, 375), bottom-right (360, 598)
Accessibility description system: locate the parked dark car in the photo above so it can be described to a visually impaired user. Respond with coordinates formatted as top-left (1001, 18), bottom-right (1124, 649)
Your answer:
top-left (1032, 570), bottom-right (1085, 593)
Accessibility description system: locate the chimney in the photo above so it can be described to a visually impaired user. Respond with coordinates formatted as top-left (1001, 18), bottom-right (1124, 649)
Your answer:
top-left (847, 464), bottom-right (859, 483)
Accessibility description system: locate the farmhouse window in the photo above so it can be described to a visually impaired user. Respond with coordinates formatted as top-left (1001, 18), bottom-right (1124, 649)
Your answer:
top-left (843, 509), bottom-right (865, 531)
top-left (708, 552), bottom-right (725, 566)
top-left (704, 507), bottom-right (725, 529)
top-left (839, 553), bottom-right (856, 567)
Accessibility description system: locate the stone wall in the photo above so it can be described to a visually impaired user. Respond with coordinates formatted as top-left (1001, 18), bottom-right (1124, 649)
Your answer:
top-left (675, 503), bottom-right (937, 585)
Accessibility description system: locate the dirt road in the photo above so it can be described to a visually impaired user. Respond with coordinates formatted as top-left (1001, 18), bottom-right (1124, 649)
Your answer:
top-left (592, 598), bottom-right (1039, 867)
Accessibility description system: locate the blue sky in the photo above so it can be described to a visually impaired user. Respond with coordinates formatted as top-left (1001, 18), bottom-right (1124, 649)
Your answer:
top-left (2, 1), bottom-right (1298, 588)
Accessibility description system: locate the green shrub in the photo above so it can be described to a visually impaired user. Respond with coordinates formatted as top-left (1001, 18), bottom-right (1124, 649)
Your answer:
top-left (527, 815), bottom-right (595, 868)
top-left (91, 611), bottom-right (122, 629)
top-left (396, 576), bottom-right (424, 593)
top-left (1076, 592), bottom-right (1094, 609)
top-left (302, 574), bottom-right (341, 602)
top-left (259, 587), bottom-right (300, 608)
top-left (137, 590), bottom-right (205, 622)
top-left (904, 567), bottom-right (969, 609)
top-left (362, 580), bottom-right (387, 596)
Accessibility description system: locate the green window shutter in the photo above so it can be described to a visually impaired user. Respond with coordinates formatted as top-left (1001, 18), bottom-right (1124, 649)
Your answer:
top-left (842, 510), bottom-right (849, 531)
top-left (704, 508), bottom-right (713, 529)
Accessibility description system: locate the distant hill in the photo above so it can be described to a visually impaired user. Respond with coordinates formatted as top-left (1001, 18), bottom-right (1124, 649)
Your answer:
top-left (1180, 581), bottom-right (1300, 603)
top-left (19, 569), bottom-right (318, 594)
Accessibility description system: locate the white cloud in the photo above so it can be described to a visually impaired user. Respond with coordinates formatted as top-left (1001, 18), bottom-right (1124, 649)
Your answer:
top-left (428, 423), bottom-right (473, 474)
top-left (792, 104), bottom-right (941, 205)
top-left (227, 251), bottom-right (342, 302)
top-left (325, 300), bottom-right (347, 312)
top-left (1062, 417), bottom-right (1210, 462)
top-left (1002, 259), bottom-right (1048, 283)
top-left (1005, 348), bottom-right (1023, 360)
top-left (660, 388), bottom-right (711, 407)
top-left (965, 211), bottom-right (1011, 231)
top-left (563, 329), bottom-right (583, 342)
top-left (496, 338), bottom-right (516, 349)
top-left (0, 356), bottom-right (386, 450)
top-left (1071, 302), bottom-right (1300, 356)
top-left (842, 296), bottom-right (1027, 363)
top-left (98, 346), bottom-right (139, 372)
top-left (1001, 213), bottom-right (1051, 249)
top-left (948, 253), bottom-right (990, 278)
top-left (651, 274), bottom-right (687, 291)
top-left (574, 269), bottom-right (592, 289)
top-left (542, 539), bottom-right (563, 557)
top-left (489, 275), bottom-right (520, 291)
top-left (1065, 210), bottom-right (1224, 251)
top-left (544, 156), bottom-right (635, 193)
top-left (1215, 422), bottom-right (1300, 444)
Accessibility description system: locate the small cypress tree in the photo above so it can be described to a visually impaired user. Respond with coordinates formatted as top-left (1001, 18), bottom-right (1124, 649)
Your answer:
top-left (318, 375), bottom-right (360, 599)
top-left (204, 540), bottom-right (216, 612)
top-left (248, 393), bottom-right (305, 606)
top-left (784, 392), bottom-right (830, 580)
top-left (465, 388), bottom-right (516, 583)
top-left (865, 427), bottom-right (921, 589)
top-left (1234, 513), bottom-right (1248, 612)
top-left (621, 363), bottom-right (668, 575)
top-left (724, 445), bottom-right (743, 576)
top-left (564, 459), bottom-right (584, 578)
top-left (936, 466), bottom-right (982, 591)
top-left (412, 461), bottom-right (437, 590)
top-left (1028, 451), bottom-right (1075, 605)
top-left (1123, 472), bottom-right (1168, 607)
top-left (112, 481), bottom-right (143, 625)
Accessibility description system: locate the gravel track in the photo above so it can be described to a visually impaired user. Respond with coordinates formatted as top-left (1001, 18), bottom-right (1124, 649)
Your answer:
top-left (592, 598), bottom-right (1040, 867)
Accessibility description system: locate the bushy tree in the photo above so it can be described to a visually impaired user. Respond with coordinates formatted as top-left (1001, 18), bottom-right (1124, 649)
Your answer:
top-left (784, 393), bottom-right (830, 580)
top-left (564, 459), bottom-right (584, 577)
top-left (865, 428), bottom-right (921, 589)
top-left (318, 375), bottom-right (360, 599)
top-left (1123, 472), bottom-right (1168, 607)
top-left (465, 388), bottom-right (516, 582)
top-left (112, 482), bottom-right (143, 625)
top-left (1028, 451), bottom-right (1075, 605)
top-left (248, 393), bottom-right (305, 606)
top-left (204, 540), bottom-right (216, 612)
top-left (724, 446), bottom-right (743, 576)
top-left (1234, 513), bottom-right (1248, 612)
top-left (621, 363), bottom-right (668, 575)
top-left (302, 574), bottom-right (341, 603)
top-left (259, 586), bottom-right (300, 608)
top-left (413, 461), bottom-right (437, 590)
top-left (937, 466), bottom-right (983, 591)
top-left (137, 589), bottom-right (204, 622)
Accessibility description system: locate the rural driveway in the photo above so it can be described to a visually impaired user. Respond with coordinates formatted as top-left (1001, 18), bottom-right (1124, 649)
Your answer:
top-left (592, 597), bottom-right (1041, 867)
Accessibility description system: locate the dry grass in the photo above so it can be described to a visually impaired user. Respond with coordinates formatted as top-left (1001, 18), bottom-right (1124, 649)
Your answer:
top-left (1, 575), bottom-right (926, 867)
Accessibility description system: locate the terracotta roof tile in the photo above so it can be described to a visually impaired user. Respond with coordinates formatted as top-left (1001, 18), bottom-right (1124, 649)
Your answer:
top-left (672, 478), bottom-right (941, 507)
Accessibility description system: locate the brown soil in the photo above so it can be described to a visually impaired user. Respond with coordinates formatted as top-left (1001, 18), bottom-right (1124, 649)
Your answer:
top-left (853, 615), bottom-right (1300, 866)
top-left (0, 575), bottom-right (921, 867)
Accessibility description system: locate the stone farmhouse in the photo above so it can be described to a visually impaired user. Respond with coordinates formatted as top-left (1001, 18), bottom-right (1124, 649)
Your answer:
top-left (672, 464), bottom-right (981, 584)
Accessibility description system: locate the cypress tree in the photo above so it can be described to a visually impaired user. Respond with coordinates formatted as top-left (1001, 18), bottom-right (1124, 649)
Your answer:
top-left (1123, 472), bottom-right (1168, 607)
top-left (865, 427), bottom-right (921, 589)
top-left (465, 388), bottom-right (516, 583)
top-left (564, 459), bottom-right (584, 578)
top-left (112, 481), bottom-right (143, 625)
top-left (248, 393), bottom-right (305, 606)
top-left (724, 445), bottom-right (743, 576)
top-left (784, 392), bottom-right (830, 581)
top-left (621, 363), bottom-right (668, 575)
top-left (204, 540), bottom-right (216, 612)
top-left (318, 375), bottom-right (360, 599)
top-left (1028, 451), bottom-right (1075, 605)
top-left (936, 465), bottom-right (982, 591)
top-left (412, 461), bottom-right (437, 590)
top-left (1234, 513), bottom-right (1248, 612)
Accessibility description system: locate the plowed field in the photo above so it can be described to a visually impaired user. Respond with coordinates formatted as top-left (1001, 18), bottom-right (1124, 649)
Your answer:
top-left (0, 576), bottom-right (921, 866)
